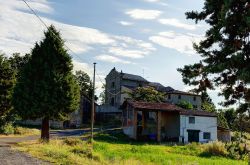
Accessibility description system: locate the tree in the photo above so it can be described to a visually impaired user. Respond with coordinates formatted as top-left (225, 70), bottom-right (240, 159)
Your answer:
top-left (129, 86), bottom-right (165, 102)
top-left (223, 108), bottom-right (237, 129)
top-left (202, 101), bottom-right (216, 112)
top-left (13, 25), bottom-right (80, 140)
top-left (74, 70), bottom-right (92, 99)
top-left (8, 53), bottom-right (30, 78)
top-left (176, 100), bottom-right (193, 110)
top-left (178, 1), bottom-right (250, 110)
top-left (217, 112), bottom-right (229, 129)
top-left (99, 84), bottom-right (106, 104)
top-left (0, 54), bottom-right (15, 127)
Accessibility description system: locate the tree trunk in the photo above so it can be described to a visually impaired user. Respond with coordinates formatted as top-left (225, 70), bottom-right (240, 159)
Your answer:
top-left (41, 117), bottom-right (50, 141)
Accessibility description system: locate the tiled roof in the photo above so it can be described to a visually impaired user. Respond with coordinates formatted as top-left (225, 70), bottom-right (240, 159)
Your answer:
top-left (124, 101), bottom-right (217, 117)
top-left (122, 73), bottom-right (148, 82)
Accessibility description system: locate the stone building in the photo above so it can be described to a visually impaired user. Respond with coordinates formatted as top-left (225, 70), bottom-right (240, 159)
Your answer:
top-left (104, 67), bottom-right (202, 110)
top-left (105, 67), bottom-right (148, 108)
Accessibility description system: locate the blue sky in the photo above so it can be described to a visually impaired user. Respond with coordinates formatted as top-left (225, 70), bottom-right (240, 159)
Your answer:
top-left (0, 0), bottom-right (224, 107)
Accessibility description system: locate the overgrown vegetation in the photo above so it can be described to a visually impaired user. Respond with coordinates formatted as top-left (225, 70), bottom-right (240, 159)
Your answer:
top-left (16, 132), bottom-right (248, 165)
top-left (0, 125), bottom-right (40, 136)
top-left (176, 100), bottom-right (193, 110)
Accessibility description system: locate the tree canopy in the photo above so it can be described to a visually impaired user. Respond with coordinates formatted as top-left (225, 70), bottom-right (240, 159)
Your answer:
top-left (74, 70), bottom-right (92, 99)
top-left (0, 54), bottom-right (15, 126)
top-left (13, 25), bottom-right (80, 140)
top-left (178, 0), bottom-right (250, 111)
top-left (176, 100), bottom-right (193, 110)
top-left (129, 86), bottom-right (165, 102)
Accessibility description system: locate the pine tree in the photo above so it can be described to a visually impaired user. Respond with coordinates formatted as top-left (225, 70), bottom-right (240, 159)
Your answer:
top-left (178, 0), bottom-right (250, 111)
top-left (13, 25), bottom-right (80, 140)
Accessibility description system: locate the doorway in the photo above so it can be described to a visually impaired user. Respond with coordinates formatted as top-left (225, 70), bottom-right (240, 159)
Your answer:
top-left (187, 130), bottom-right (200, 142)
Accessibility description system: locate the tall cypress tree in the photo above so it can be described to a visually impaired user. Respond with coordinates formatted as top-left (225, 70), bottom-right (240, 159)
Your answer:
top-left (178, 0), bottom-right (250, 111)
top-left (13, 25), bottom-right (80, 140)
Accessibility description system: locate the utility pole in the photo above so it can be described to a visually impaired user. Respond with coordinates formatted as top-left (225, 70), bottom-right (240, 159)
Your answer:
top-left (91, 62), bottom-right (96, 141)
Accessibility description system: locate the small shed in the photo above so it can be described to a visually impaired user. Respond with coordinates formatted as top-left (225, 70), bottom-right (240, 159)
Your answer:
top-left (217, 126), bottom-right (231, 142)
top-left (122, 100), bottom-right (217, 143)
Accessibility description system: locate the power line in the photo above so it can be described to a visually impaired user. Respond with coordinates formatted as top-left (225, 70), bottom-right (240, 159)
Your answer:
top-left (21, 0), bottom-right (89, 64)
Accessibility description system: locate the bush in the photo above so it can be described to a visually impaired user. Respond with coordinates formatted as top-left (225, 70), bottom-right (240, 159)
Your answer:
top-left (202, 141), bottom-right (228, 157)
top-left (0, 123), bottom-right (15, 135)
top-left (14, 127), bottom-right (40, 135)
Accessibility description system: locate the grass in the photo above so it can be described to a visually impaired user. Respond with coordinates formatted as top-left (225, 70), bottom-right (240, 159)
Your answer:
top-left (15, 132), bottom-right (248, 165)
top-left (0, 126), bottom-right (40, 137)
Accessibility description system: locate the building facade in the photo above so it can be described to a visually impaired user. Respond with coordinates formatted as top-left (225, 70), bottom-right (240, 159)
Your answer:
top-left (122, 101), bottom-right (217, 143)
top-left (105, 68), bottom-right (202, 110)
top-left (105, 67), bottom-right (148, 108)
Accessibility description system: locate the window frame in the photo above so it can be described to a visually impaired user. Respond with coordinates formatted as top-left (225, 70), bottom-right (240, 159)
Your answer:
top-left (178, 95), bottom-right (181, 99)
top-left (189, 116), bottom-right (195, 124)
top-left (111, 82), bottom-right (115, 88)
top-left (203, 132), bottom-right (211, 140)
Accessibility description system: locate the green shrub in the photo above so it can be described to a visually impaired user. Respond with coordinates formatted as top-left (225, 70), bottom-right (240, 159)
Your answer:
top-left (0, 123), bottom-right (15, 135)
top-left (226, 142), bottom-right (248, 160)
top-left (202, 141), bottom-right (228, 157)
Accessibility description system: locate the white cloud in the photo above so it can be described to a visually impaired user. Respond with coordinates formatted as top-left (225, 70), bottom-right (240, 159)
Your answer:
top-left (109, 47), bottom-right (149, 59)
top-left (0, 0), bottom-right (155, 59)
top-left (149, 31), bottom-right (203, 55)
top-left (118, 21), bottom-right (133, 26)
top-left (72, 60), bottom-right (92, 75)
top-left (0, 0), bottom-right (53, 14)
top-left (112, 36), bottom-right (156, 51)
top-left (95, 54), bottom-right (131, 64)
top-left (126, 9), bottom-right (162, 20)
top-left (0, 0), bottom-right (115, 55)
top-left (143, 0), bottom-right (168, 6)
top-left (158, 18), bottom-right (197, 30)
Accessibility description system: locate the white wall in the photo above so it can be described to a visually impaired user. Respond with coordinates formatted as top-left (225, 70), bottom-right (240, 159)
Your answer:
top-left (180, 115), bottom-right (217, 143)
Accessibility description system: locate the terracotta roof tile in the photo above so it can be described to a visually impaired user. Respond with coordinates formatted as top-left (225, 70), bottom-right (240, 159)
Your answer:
top-left (125, 101), bottom-right (217, 117)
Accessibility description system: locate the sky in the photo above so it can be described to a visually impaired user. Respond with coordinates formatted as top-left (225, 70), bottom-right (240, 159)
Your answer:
top-left (0, 0), bottom-right (225, 107)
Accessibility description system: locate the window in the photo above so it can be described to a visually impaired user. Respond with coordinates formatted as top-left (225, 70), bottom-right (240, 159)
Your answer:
top-left (111, 82), bottom-right (115, 88)
top-left (111, 97), bottom-right (115, 106)
top-left (189, 117), bottom-right (195, 124)
top-left (178, 95), bottom-right (181, 99)
top-left (168, 94), bottom-right (171, 100)
top-left (203, 132), bottom-right (211, 139)
top-left (193, 96), bottom-right (196, 101)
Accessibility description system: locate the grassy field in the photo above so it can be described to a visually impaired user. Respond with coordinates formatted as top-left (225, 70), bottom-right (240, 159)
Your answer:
top-left (15, 132), bottom-right (248, 165)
